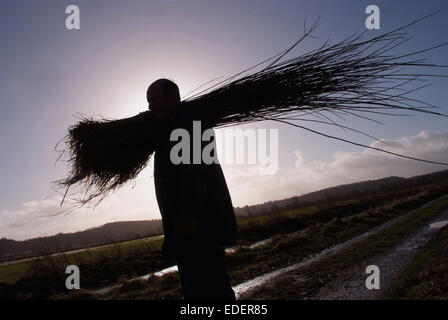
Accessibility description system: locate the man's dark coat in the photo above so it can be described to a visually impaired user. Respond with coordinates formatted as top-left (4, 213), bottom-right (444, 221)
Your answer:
top-left (152, 110), bottom-right (238, 259)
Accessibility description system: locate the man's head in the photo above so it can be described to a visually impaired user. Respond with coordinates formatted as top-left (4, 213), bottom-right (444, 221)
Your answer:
top-left (147, 78), bottom-right (181, 117)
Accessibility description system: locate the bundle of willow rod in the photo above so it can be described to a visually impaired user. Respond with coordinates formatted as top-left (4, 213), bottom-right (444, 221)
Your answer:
top-left (54, 111), bottom-right (157, 208)
top-left (54, 14), bottom-right (448, 210)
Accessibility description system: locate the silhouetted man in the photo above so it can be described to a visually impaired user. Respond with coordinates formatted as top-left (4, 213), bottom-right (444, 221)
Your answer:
top-left (147, 78), bottom-right (238, 300)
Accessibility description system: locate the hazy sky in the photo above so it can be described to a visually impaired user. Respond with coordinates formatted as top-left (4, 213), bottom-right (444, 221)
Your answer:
top-left (1, 0), bottom-right (448, 240)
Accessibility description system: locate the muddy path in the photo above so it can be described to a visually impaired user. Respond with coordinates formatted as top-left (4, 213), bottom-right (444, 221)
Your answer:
top-left (90, 193), bottom-right (448, 299)
top-left (236, 193), bottom-right (448, 300)
top-left (313, 206), bottom-right (448, 300)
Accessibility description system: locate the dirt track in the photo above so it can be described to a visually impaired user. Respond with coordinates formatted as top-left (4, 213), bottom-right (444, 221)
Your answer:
top-left (235, 194), bottom-right (448, 300)
top-left (314, 207), bottom-right (448, 299)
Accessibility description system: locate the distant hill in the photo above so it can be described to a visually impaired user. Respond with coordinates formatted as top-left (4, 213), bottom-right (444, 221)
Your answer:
top-left (2, 169), bottom-right (448, 262)
top-left (233, 169), bottom-right (448, 217)
top-left (0, 220), bottom-right (162, 261)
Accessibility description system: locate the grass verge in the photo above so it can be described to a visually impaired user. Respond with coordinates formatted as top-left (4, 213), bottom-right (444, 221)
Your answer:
top-left (381, 224), bottom-right (448, 299)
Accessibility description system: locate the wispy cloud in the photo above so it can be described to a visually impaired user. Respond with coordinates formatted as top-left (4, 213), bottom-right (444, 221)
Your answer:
top-left (224, 130), bottom-right (448, 206)
top-left (0, 167), bottom-right (161, 241)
